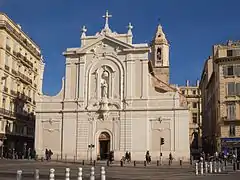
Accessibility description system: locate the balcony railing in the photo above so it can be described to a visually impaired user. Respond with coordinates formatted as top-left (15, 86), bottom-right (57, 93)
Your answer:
top-left (0, 107), bottom-right (36, 121)
top-left (5, 65), bottom-right (9, 71)
top-left (6, 45), bottom-right (11, 52)
top-left (3, 86), bottom-right (8, 93)
top-left (18, 71), bottom-right (32, 84)
top-left (0, 20), bottom-right (41, 59)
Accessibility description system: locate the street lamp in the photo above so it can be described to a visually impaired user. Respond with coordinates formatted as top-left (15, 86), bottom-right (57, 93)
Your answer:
top-left (88, 144), bottom-right (95, 164)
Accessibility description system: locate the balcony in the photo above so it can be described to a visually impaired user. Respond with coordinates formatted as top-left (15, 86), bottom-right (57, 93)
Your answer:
top-left (18, 71), bottom-right (32, 84)
top-left (6, 45), bottom-right (11, 52)
top-left (3, 86), bottom-right (8, 93)
top-left (221, 116), bottom-right (240, 122)
top-left (0, 20), bottom-right (41, 59)
top-left (0, 108), bottom-right (15, 117)
top-left (5, 65), bottom-right (9, 71)
top-left (0, 107), bottom-right (35, 121)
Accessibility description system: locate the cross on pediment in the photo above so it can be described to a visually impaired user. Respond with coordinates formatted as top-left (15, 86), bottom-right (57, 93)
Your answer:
top-left (103, 10), bottom-right (112, 30)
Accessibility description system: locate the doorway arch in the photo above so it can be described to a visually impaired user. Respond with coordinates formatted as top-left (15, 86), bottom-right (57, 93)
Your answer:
top-left (99, 132), bottom-right (110, 160)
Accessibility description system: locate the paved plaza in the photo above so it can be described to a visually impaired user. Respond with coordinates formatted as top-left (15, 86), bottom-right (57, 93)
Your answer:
top-left (0, 159), bottom-right (239, 180)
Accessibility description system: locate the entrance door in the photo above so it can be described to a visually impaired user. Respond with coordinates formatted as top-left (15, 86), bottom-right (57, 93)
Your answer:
top-left (99, 132), bottom-right (110, 160)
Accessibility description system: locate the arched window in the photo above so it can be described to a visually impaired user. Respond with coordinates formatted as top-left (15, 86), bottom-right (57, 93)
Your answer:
top-left (156, 47), bottom-right (162, 63)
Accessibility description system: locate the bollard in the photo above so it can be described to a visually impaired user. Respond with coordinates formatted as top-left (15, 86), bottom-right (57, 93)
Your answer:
top-left (74, 156), bottom-right (76, 163)
top-left (218, 162), bottom-right (221, 173)
top-left (157, 160), bottom-right (159, 166)
top-left (195, 162), bottom-right (198, 175)
top-left (205, 162), bottom-right (208, 174)
top-left (34, 169), bottom-right (40, 180)
top-left (237, 162), bottom-right (240, 170)
top-left (100, 167), bottom-right (106, 180)
top-left (49, 168), bottom-right (55, 180)
top-left (78, 167), bottom-right (83, 180)
top-left (65, 154), bottom-right (67, 163)
top-left (144, 161), bottom-right (146, 167)
top-left (180, 159), bottom-right (182, 167)
top-left (93, 160), bottom-right (96, 167)
top-left (107, 160), bottom-right (109, 167)
top-left (90, 167), bottom-right (95, 180)
top-left (134, 161), bottom-right (136, 167)
top-left (82, 160), bottom-right (85, 166)
top-left (214, 161), bottom-right (217, 173)
top-left (16, 170), bottom-right (22, 180)
top-left (120, 160), bottom-right (123, 167)
top-left (200, 162), bottom-right (203, 175)
top-left (65, 168), bottom-right (70, 180)
top-left (209, 162), bottom-right (213, 173)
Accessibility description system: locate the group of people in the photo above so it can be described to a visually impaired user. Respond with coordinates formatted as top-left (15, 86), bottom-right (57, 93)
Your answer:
top-left (145, 151), bottom-right (173, 165)
top-left (45, 149), bottom-right (53, 161)
top-left (1, 147), bottom-right (36, 160)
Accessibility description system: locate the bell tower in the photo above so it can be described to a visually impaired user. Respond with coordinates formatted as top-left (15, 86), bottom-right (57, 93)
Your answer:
top-left (150, 24), bottom-right (170, 84)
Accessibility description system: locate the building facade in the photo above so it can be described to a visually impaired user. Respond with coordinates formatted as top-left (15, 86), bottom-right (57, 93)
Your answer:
top-left (179, 80), bottom-right (202, 152)
top-left (0, 13), bottom-right (44, 157)
top-left (35, 11), bottom-right (190, 161)
top-left (200, 40), bottom-right (240, 155)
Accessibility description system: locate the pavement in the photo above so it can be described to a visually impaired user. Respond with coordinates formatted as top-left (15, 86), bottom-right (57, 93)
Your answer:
top-left (0, 159), bottom-right (239, 180)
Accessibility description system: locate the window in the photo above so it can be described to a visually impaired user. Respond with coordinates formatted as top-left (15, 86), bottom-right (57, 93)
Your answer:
top-left (193, 90), bottom-right (196, 95)
top-left (1, 121), bottom-right (4, 131)
top-left (192, 113), bottom-right (198, 124)
top-left (192, 102), bottom-right (197, 108)
top-left (156, 47), bottom-right (162, 64)
top-left (227, 82), bottom-right (235, 96)
top-left (236, 83), bottom-right (240, 96)
top-left (182, 90), bottom-right (185, 94)
top-left (9, 100), bottom-right (13, 112)
top-left (5, 54), bottom-right (9, 66)
top-left (235, 65), bottom-right (240, 76)
top-left (229, 124), bottom-right (236, 136)
top-left (227, 66), bottom-right (234, 76)
top-left (227, 50), bottom-right (233, 57)
top-left (227, 103), bottom-right (236, 120)
top-left (2, 98), bottom-right (6, 109)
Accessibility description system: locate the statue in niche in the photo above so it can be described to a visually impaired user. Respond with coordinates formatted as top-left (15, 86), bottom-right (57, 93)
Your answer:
top-left (101, 70), bottom-right (109, 99)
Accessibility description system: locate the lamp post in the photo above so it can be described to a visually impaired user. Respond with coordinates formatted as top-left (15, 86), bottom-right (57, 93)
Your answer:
top-left (88, 144), bottom-right (95, 164)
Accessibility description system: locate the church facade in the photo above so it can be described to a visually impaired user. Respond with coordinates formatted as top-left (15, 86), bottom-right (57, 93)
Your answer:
top-left (35, 11), bottom-right (190, 161)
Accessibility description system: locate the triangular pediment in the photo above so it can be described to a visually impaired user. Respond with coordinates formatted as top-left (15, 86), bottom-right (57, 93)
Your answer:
top-left (76, 35), bottom-right (134, 54)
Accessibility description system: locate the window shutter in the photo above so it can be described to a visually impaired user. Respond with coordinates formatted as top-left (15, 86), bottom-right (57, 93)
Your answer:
top-left (236, 83), bottom-right (240, 96)
top-left (223, 66), bottom-right (227, 76)
top-left (235, 65), bottom-right (240, 76)
top-left (227, 82), bottom-right (235, 96)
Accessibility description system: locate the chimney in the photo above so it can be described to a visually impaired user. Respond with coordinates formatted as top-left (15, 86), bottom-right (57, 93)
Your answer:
top-left (186, 80), bottom-right (189, 87)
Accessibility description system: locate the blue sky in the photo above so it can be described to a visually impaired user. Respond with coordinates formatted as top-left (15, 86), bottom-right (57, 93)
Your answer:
top-left (1, 0), bottom-right (240, 95)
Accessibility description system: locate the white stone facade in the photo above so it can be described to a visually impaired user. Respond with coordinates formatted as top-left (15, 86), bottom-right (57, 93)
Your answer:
top-left (35, 11), bottom-right (190, 161)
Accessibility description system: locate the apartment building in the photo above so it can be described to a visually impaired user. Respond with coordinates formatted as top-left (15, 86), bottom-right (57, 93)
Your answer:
top-left (200, 40), bottom-right (240, 155)
top-left (179, 80), bottom-right (202, 152)
top-left (0, 13), bottom-right (44, 157)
